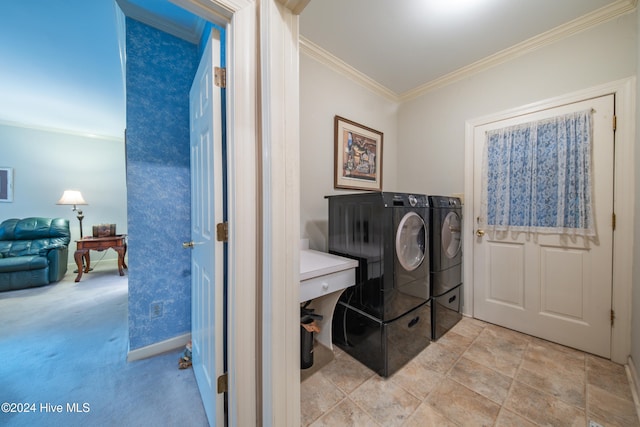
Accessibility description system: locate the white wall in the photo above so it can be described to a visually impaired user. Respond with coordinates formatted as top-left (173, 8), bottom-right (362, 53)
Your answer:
top-left (300, 9), bottom-right (639, 361)
top-left (0, 122), bottom-right (127, 264)
top-left (394, 11), bottom-right (638, 358)
top-left (632, 7), bottom-right (640, 369)
top-left (301, 12), bottom-right (637, 252)
top-left (396, 11), bottom-right (637, 352)
top-left (396, 12), bottom-right (637, 196)
top-left (300, 54), bottom-right (399, 251)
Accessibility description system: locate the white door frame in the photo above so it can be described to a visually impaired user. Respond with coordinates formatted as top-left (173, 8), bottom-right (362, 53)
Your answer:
top-left (171, 0), bottom-right (305, 425)
top-left (463, 77), bottom-right (636, 364)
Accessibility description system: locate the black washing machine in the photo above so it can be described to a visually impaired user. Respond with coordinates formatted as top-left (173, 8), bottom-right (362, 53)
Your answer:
top-left (327, 192), bottom-right (431, 377)
top-left (429, 196), bottom-right (463, 340)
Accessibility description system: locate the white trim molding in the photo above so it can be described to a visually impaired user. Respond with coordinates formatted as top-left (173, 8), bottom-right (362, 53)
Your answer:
top-left (116, 0), bottom-right (205, 43)
top-left (402, 0), bottom-right (637, 102)
top-left (464, 77), bottom-right (636, 365)
top-left (627, 356), bottom-right (640, 422)
top-left (276, 0), bottom-right (310, 15)
top-left (126, 333), bottom-right (191, 361)
top-left (300, 0), bottom-right (637, 103)
top-left (259, 1), bottom-right (301, 425)
top-left (0, 119), bottom-right (123, 142)
top-left (173, 0), bottom-right (303, 425)
top-left (172, 1), bottom-right (259, 426)
top-left (300, 37), bottom-right (398, 103)
top-left (221, 3), bottom-right (260, 427)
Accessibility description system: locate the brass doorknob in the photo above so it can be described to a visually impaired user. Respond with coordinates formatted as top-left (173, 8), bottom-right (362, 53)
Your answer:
top-left (476, 229), bottom-right (485, 237)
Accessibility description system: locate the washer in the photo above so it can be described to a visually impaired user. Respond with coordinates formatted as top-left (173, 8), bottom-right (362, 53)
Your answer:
top-left (327, 192), bottom-right (431, 376)
top-left (429, 196), bottom-right (462, 297)
top-left (428, 195), bottom-right (463, 340)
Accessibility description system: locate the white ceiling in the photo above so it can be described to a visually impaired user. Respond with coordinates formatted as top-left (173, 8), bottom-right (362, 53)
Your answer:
top-left (0, 0), bottom-right (633, 138)
top-left (299, 0), bottom-right (628, 97)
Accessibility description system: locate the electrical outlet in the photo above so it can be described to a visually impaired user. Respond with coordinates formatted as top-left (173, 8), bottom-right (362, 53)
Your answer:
top-left (150, 302), bottom-right (163, 319)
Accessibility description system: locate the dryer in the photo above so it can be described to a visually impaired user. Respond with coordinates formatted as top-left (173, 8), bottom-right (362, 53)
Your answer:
top-left (428, 195), bottom-right (463, 340)
top-left (327, 192), bottom-right (431, 377)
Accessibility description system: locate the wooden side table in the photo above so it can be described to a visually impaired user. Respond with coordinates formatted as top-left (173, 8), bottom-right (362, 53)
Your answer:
top-left (74, 235), bottom-right (128, 282)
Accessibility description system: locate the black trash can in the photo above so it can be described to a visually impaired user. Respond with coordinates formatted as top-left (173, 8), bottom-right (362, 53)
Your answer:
top-left (300, 317), bottom-right (315, 369)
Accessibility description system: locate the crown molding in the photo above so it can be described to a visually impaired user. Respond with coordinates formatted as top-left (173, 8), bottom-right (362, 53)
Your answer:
top-left (116, 0), bottom-right (204, 44)
top-left (401, 0), bottom-right (637, 101)
top-left (0, 119), bottom-right (123, 141)
top-left (168, 0), bottom-right (243, 25)
top-left (276, 0), bottom-right (311, 15)
top-left (301, 0), bottom-right (637, 104)
top-left (299, 37), bottom-right (400, 103)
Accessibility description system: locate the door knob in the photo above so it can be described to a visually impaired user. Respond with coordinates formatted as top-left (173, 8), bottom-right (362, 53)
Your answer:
top-left (476, 229), bottom-right (485, 237)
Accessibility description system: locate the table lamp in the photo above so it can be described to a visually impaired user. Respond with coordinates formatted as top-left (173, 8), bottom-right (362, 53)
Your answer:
top-left (57, 190), bottom-right (88, 238)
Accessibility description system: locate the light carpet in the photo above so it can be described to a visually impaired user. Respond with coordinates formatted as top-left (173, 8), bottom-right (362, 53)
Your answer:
top-left (0, 262), bottom-right (208, 426)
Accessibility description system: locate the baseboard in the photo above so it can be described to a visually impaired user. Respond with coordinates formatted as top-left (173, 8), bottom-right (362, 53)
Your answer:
top-left (127, 333), bottom-right (191, 362)
top-left (626, 356), bottom-right (640, 422)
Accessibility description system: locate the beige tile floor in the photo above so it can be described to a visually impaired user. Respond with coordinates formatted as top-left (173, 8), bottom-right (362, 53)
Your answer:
top-left (301, 317), bottom-right (640, 427)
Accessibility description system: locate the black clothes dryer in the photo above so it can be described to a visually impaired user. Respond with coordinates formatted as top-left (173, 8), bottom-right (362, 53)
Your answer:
top-left (428, 195), bottom-right (463, 340)
top-left (327, 192), bottom-right (431, 377)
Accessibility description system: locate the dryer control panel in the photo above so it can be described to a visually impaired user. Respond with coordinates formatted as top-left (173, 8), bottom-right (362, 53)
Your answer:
top-left (430, 196), bottom-right (462, 208)
top-left (382, 192), bottom-right (429, 208)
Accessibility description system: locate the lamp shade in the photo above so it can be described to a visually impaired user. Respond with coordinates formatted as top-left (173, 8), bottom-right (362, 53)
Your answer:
top-left (57, 190), bottom-right (88, 206)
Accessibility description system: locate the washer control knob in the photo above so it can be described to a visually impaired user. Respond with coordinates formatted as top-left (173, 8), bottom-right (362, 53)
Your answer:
top-left (408, 195), bottom-right (417, 207)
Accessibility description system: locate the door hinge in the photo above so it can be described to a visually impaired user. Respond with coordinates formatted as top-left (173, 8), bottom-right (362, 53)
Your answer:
top-left (611, 309), bottom-right (615, 327)
top-left (216, 222), bottom-right (228, 242)
top-left (214, 67), bottom-right (226, 88)
top-left (217, 373), bottom-right (228, 393)
top-left (612, 115), bottom-right (617, 132)
top-left (612, 213), bottom-right (616, 231)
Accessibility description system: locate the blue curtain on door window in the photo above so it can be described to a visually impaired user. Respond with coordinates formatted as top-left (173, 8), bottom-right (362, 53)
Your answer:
top-left (480, 109), bottom-right (595, 238)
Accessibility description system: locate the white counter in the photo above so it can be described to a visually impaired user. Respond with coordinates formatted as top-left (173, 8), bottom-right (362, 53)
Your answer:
top-left (300, 249), bottom-right (358, 301)
top-left (299, 248), bottom-right (358, 354)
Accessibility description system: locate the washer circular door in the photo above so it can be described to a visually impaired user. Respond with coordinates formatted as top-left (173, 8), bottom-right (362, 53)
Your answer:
top-left (396, 212), bottom-right (426, 271)
top-left (442, 211), bottom-right (461, 259)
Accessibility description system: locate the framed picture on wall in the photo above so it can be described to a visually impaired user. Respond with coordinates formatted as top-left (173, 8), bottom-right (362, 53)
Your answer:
top-left (334, 116), bottom-right (383, 191)
top-left (0, 167), bottom-right (13, 202)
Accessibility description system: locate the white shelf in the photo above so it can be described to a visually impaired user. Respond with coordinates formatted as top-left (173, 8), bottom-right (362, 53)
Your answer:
top-left (299, 248), bottom-right (358, 352)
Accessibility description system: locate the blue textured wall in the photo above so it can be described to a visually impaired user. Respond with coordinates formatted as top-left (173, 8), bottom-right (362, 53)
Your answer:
top-left (125, 18), bottom-right (198, 350)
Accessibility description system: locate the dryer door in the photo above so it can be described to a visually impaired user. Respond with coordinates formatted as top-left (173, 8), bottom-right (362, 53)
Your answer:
top-left (396, 212), bottom-right (426, 271)
top-left (442, 211), bottom-right (461, 259)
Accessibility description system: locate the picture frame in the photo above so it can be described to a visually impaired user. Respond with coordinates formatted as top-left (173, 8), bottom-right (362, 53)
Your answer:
top-left (334, 116), bottom-right (383, 191)
top-left (0, 167), bottom-right (13, 202)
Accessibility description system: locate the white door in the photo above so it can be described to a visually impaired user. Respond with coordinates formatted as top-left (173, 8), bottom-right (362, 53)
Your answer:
top-left (189, 30), bottom-right (224, 426)
top-left (473, 94), bottom-right (614, 358)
